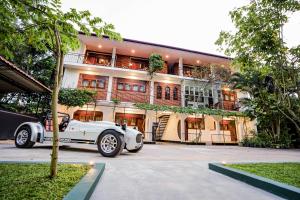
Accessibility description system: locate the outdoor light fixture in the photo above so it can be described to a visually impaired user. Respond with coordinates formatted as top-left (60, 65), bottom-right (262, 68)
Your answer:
top-left (98, 44), bottom-right (102, 48)
top-left (129, 63), bottom-right (133, 66)
top-left (131, 49), bottom-right (135, 53)
top-left (196, 60), bottom-right (200, 64)
top-left (89, 161), bottom-right (95, 166)
top-left (165, 55), bottom-right (169, 58)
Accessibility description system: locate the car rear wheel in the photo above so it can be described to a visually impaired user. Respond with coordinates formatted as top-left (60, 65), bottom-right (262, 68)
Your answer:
top-left (15, 126), bottom-right (35, 148)
top-left (97, 130), bottom-right (124, 157)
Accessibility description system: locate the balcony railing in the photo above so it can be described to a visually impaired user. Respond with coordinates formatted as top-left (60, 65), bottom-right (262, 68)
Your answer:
top-left (64, 53), bottom-right (112, 66)
top-left (111, 91), bottom-right (150, 104)
top-left (183, 65), bottom-right (211, 79)
top-left (64, 53), bottom-right (170, 73)
top-left (64, 53), bottom-right (85, 64)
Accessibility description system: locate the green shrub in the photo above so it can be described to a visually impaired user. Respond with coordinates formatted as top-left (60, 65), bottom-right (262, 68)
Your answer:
top-left (58, 88), bottom-right (96, 108)
top-left (241, 131), bottom-right (292, 148)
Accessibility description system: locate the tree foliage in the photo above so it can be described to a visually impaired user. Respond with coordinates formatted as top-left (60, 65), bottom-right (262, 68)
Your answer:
top-left (216, 0), bottom-right (300, 145)
top-left (0, 0), bottom-right (121, 177)
top-left (58, 88), bottom-right (96, 108)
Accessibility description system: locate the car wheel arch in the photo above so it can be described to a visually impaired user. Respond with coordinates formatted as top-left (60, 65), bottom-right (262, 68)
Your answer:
top-left (14, 122), bottom-right (43, 143)
top-left (96, 129), bottom-right (124, 144)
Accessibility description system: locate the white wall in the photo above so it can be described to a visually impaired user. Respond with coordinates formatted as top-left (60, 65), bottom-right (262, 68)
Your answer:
top-left (161, 114), bottom-right (181, 141)
top-left (61, 68), bottom-right (80, 88)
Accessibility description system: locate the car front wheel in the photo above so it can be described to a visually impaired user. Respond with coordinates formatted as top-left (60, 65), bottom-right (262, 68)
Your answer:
top-left (15, 125), bottom-right (35, 148)
top-left (97, 130), bottom-right (124, 157)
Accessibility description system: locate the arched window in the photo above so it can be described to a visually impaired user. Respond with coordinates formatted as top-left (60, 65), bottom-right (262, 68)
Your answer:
top-left (165, 87), bottom-right (170, 100)
top-left (156, 86), bottom-right (162, 99)
top-left (173, 87), bottom-right (178, 100)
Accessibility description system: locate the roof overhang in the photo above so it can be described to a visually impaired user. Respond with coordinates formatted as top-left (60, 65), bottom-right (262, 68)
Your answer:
top-left (78, 32), bottom-right (232, 67)
top-left (0, 56), bottom-right (51, 93)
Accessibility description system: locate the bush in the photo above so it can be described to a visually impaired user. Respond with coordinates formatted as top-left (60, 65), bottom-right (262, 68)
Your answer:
top-left (241, 131), bottom-right (292, 148)
top-left (58, 88), bottom-right (96, 108)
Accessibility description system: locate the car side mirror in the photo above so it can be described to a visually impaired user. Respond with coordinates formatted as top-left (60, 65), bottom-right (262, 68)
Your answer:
top-left (121, 124), bottom-right (127, 131)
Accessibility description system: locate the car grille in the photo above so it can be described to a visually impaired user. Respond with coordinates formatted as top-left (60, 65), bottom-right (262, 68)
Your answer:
top-left (136, 134), bottom-right (142, 143)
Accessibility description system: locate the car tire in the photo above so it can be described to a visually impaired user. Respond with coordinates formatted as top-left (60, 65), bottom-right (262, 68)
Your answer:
top-left (127, 141), bottom-right (143, 153)
top-left (97, 130), bottom-right (124, 157)
top-left (15, 125), bottom-right (35, 148)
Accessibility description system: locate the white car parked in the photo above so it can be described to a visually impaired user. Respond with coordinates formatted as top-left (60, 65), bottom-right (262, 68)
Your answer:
top-left (14, 113), bottom-right (143, 157)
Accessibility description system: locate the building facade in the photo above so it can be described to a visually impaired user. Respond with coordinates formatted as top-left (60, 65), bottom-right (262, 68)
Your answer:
top-left (60, 33), bottom-right (256, 144)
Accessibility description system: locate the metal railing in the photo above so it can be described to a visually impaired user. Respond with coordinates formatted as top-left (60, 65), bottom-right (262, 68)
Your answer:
top-left (111, 90), bottom-right (150, 104)
top-left (210, 133), bottom-right (236, 144)
top-left (64, 53), bottom-right (85, 64)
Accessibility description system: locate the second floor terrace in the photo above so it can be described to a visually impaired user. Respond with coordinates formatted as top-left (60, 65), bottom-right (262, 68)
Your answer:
top-left (64, 33), bottom-right (233, 81)
top-left (73, 72), bottom-right (239, 111)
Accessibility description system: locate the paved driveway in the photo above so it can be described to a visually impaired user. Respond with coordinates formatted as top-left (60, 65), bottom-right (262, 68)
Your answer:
top-left (0, 140), bottom-right (299, 200)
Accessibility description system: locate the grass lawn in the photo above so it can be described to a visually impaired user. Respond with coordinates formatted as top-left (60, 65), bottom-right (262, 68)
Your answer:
top-left (0, 163), bottom-right (91, 200)
top-left (225, 162), bottom-right (300, 188)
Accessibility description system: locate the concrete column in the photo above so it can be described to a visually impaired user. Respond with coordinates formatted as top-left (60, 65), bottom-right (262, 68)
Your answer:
top-left (237, 118), bottom-right (244, 141)
top-left (111, 47), bottom-right (116, 67)
top-left (146, 115), bottom-right (153, 142)
top-left (179, 57), bottom-right (183, 76)
top-left (212, 115), bottom-right (222, 134)
top-left (144, 111), bottom-right (156, 142)
top-left (150, 80), bottom-right (154, 104)
top-left (212, 84), bottom-right (218, 104)
top-left (102, 106), bottom-right (114, 122)
top-left (180, 115), bottom-right (186, 142)
top-left (215, 119), bottom-right (221, 134)
top-left (181, 81), bottom-right (185, 107)
top-left (106, 76), bottom-right (113, 101)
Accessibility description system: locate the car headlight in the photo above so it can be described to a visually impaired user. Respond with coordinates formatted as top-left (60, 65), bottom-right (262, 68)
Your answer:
top-left (136, 134), bottom-right (142, 143)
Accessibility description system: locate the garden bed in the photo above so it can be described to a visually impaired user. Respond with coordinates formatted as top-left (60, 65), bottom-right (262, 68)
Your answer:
top-left (226, 163), bottom-right (300, 188)
top-left (0, 163), bottom-right (90, 200)
top-left (209, 162), bottom-right (300, 200)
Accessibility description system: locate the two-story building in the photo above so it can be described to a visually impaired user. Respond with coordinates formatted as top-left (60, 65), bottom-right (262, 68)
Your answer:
top-left (59, 33), bottom-right (256, 144)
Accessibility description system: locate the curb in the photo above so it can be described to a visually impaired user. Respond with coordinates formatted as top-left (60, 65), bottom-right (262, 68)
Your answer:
top-left (208, 163), bottom-right (300, 200)
top-left (64, 163), bottom-right (105, 200)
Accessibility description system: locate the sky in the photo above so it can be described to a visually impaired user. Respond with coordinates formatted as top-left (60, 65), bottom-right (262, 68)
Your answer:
top-left (61, 0), bottom-right (300, 56)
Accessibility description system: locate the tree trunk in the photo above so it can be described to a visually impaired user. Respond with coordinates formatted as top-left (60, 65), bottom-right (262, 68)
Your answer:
top-left (275, 118), bottom-right (281, 141)
top-left (50, 76), bottom-right (59, 178)
top-left (50, 24), bottom-right (63, 178)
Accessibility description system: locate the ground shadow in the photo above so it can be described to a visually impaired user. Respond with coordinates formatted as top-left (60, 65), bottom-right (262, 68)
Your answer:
top-left (33, 145), bottom-right (99, 153)
top-left (34, 145), bottom-right (134, 155)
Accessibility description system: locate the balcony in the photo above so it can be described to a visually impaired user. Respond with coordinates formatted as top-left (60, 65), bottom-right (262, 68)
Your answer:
top-left (115, 55), bottom-right (148, 71)
top-left (111, 91), bottom-right (150, 104)
top-left (85, 51), bottom-right (112, 66)
top-left (64, 52), bottom-right (112, 66)
top-left (64, 52), bottom-right (170, 75)
top-left (183, 65), bottom-right (211, 79)
top-left (185, 89), bottom-right (240, 111)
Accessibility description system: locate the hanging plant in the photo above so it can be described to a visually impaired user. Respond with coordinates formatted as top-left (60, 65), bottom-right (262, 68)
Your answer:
top-left (148, 53), bottom-right (164, 79)
top-left (134, 103), bottom-right (246, 117)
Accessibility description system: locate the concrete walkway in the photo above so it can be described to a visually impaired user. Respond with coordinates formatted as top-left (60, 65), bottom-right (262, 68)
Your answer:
top-left (0, 140), bottom-right (299, 200)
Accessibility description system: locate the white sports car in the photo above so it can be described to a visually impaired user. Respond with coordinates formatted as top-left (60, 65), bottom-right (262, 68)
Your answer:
top-left (14, 113), bottom-right (143, 157)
